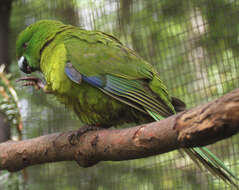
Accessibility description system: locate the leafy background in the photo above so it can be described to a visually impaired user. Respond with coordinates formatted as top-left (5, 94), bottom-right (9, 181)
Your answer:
top-left (1, 0), bottom-right (239, 189)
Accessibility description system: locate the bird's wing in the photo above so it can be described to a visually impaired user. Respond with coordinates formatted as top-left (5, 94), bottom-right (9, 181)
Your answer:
top-left (64, 33), bottom-right (174, 117)
top-left (64, 31), bottom-right (154, 79)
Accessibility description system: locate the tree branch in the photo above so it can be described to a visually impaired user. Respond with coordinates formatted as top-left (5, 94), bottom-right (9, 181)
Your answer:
top-left (1, 89), bottom-right (239, 172)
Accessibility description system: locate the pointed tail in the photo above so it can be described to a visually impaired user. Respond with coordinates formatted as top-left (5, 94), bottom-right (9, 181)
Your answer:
top-left (147, 110), bottom-right (238, 188)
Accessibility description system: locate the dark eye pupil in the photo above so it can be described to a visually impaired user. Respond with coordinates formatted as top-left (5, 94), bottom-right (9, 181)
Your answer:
top-left (23, 43), bottom-right (28, 48)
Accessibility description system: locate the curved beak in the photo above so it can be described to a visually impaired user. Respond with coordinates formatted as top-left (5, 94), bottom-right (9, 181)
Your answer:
top-left (18, 56), bottom-right (32, 74)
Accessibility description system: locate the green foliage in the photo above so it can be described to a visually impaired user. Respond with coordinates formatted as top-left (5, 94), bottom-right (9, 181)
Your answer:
top-left (0, 171), bottom-right (26, 190)
top-left (0, 66), bottom-right (22, 135)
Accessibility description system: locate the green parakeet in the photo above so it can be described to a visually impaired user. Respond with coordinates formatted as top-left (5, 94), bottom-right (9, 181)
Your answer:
top-left (16, 20), bottom-right (238, 187)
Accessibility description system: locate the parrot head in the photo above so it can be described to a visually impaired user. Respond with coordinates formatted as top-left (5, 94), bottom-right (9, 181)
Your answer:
top-left (16, 20), bottom-right (65, 74)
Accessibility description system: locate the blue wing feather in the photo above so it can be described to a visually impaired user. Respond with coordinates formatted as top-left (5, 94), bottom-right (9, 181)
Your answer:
top-left (64, 62), bottom-right (172, 117)
top-left (65, 62), bottom-right (82, 84)
top-left (81, 75), bottom-right (104, 88)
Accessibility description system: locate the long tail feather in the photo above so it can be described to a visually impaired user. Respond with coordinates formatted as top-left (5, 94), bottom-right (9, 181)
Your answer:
top-left (147, 110), bottom-right (238, 188)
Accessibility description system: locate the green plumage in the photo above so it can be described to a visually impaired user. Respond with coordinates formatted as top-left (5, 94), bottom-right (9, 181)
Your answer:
top-left (16, 20), bottom-right (175, 126)
top-left (16, 20), bottom-right (238, 187)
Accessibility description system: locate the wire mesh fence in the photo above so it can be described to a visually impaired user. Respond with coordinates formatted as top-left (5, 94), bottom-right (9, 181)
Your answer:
top-left (7, 0), bottom-right (239, 189)
top-left (73, 1), bottom-right (239, 189)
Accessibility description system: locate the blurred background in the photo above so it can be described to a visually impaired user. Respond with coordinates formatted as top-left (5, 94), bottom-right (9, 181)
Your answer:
top-left (0, 0), bottom-right (239, 189)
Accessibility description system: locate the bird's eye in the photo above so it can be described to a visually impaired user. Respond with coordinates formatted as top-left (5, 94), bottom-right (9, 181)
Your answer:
top-left (23, 43), bottom-right (28, 49)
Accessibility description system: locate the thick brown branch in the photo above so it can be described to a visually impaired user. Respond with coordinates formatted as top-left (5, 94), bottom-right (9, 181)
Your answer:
top-left (1, 89), bottom-right (239, 172)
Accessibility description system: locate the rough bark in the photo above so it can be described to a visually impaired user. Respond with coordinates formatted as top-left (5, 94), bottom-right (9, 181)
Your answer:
top-left (1, 88), bottom-right (239, 172)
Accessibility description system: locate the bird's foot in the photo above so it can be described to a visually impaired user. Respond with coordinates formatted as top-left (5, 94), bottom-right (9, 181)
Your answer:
top-left (68, 125), bottom-right (102, 145)
top-left (16, 76), bottom-right (45, 90)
